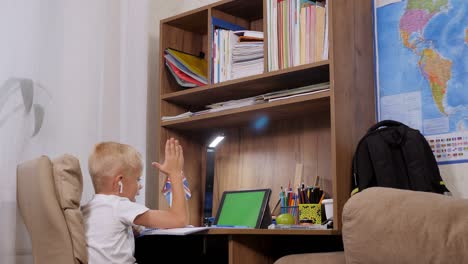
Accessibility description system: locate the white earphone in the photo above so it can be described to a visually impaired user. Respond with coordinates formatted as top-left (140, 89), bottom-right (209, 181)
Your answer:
top-left (118, 181), bottom-right (123, 193)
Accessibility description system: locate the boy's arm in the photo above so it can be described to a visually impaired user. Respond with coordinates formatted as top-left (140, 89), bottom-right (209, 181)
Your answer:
top-left (134, 138), bottom-right (188, 228)
top-left (134, 172), bottom-right (188, 228)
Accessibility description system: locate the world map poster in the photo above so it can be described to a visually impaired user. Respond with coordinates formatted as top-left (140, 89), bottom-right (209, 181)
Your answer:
top-left (374, 0), bottom-right (468, 164)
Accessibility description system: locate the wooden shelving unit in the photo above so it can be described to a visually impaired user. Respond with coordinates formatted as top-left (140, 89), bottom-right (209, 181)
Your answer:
top-left (153, 0), bottom-right (376, 262)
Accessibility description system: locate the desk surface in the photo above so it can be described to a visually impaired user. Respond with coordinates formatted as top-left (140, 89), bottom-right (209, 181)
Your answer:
top-left (203, 228), bottom-right (339, 235)
top-left (136, 229), bottom-right (344, 264)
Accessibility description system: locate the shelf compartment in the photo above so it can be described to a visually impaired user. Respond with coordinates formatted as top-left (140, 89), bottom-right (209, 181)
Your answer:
top-left (211, 0), bottom-right (263, 29)
top-left (209, 0), bottom-right (264, 86)
top-left (162, 61), bottom-right (329, 108)
top-left (161, 90), bottom-right (330, 131)
top-left (210, 0), bottom-right (264, 21)
top-left (162, 8), bottom-right (208, 34)
top-left (160, 10), bottom-right (209, 94)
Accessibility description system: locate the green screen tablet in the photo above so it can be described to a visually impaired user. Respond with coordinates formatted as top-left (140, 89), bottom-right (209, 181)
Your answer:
top-left (214, 189), bottom-right (271, 228)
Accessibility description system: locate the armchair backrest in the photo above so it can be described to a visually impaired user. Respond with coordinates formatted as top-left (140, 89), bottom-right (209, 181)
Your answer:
top-left (17, 155), bottom-right (87, 264)
top-left (342, 187), bottom-right (468, 264)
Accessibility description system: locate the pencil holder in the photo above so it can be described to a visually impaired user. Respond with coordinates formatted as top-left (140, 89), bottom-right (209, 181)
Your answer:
top-left (280, 206), bottom-right (299, 224)
top-left (299, 204), bottom-right (322, 224)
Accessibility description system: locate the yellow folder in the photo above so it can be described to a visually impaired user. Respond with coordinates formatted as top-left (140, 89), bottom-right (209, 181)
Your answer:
top-left (166, 48), bottom-right (208, 80)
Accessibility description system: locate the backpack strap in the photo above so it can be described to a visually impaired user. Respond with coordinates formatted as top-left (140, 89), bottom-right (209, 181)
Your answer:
top-left (367, 120), bottom-right (406, 133)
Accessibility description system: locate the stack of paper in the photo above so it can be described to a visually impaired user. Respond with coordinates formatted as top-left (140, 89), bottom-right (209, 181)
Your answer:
top-left (206, 96), bottom-right (261, 112)
top-left (259, 82), bottom-right (330, 102)
top-left (231, 41), bottom-right (264, 80)
top-left (213, 30), bottom-right (264, 83)
top-left (164, 48), bottom-right (208, 88)
top-left (161, 111), bottom-right (193, 121)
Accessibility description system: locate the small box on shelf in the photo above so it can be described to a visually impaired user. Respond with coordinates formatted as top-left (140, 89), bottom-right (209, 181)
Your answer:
top-left (299, 203), bottom-right (322, 224)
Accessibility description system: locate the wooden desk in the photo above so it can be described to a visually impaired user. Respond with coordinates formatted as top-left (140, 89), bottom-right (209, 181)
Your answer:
top-left (135, 229), bottom-right (343, 264)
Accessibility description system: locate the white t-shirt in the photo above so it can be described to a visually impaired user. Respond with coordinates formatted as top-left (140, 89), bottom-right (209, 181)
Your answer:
top-left (81, 194), bottom-right (149, 264)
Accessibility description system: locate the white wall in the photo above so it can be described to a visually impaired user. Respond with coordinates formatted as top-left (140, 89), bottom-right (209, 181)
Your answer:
top-left (441, 164), bottom-right (468, 198)
top-left (0, 1), bottom-right (148, 262)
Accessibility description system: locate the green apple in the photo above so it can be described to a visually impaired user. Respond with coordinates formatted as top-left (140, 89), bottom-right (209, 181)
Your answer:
top-left (276, 213), bottom-right (295, 225)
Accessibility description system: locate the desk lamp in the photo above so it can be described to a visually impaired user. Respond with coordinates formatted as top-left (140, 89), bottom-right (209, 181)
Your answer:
top-left (203, 134), bottom-right (224, 226)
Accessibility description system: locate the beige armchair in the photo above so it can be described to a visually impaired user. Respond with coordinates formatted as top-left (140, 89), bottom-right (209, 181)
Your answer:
top-left (275, 187), bottom-right (468, 264)
top-left (17, 155), bottom-right (87, 264)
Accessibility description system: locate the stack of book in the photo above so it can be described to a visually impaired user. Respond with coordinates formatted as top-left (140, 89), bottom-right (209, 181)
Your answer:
top-left (164, 48), bottom-right (208, 88)
top-left (213, 30), bottom-right (264, 83)
top-left (267, 0), bottom-right (328, 71)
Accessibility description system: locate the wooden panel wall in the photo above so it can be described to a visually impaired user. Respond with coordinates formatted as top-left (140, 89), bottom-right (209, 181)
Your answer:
top-left (212, 113), bottom-right (331, 215)
top-left (157, 128), bottom-right (204, 225)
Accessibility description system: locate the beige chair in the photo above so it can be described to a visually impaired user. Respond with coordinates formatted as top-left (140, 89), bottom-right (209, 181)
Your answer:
top-left (275, 187), bottom-right (468, 264)
top-left (17, 155), bottom-right (88, 264)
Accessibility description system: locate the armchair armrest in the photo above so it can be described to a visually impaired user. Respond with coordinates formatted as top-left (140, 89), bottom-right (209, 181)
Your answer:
top-left (274, 252), bottom-right (345, 264)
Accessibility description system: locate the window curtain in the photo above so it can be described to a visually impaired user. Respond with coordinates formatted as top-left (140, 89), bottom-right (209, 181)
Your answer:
top-left (0, 1), bottom-right (148, 262)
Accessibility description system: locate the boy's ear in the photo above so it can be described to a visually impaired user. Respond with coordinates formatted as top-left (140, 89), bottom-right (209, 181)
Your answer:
top-left (112, 174), bottom-right (123, 190)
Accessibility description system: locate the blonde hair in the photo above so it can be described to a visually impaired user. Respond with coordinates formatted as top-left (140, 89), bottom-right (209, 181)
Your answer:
top-left (88, 142), bottom-right (142, 192)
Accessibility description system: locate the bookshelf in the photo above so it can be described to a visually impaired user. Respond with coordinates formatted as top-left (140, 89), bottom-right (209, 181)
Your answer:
top-left (157, 0), bottom-right (375, 241)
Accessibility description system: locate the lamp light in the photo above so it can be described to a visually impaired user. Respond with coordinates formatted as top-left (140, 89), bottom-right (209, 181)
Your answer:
top-left (208, 135), bottom-right (225, 148)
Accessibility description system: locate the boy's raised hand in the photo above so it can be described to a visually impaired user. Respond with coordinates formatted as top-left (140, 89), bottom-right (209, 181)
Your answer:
top-left (152, 138), bottom-right (184, 180)
top-left (136, 138), bottom-right (188, 229)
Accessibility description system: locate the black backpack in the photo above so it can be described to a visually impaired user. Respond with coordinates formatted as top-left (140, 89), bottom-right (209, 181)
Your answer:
top-left (351, 120), bottom-right (449, 195)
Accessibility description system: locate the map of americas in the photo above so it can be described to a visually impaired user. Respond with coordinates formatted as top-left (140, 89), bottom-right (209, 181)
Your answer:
top-left (376, 0), bottom-right (468, 163)
top-left (400, 0), bottom-right (452, 115)
top-left (376, 0), bottom-right (468, 135)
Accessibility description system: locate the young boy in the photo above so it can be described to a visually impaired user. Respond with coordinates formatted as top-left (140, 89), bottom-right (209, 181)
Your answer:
top-left (81, 138), bottom-right (188, 264)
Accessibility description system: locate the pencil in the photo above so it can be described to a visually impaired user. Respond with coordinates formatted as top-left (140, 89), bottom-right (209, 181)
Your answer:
top-left (318, 193), bottom-right (325, 204)
top-left (314, 175), bottom-right (320, 187)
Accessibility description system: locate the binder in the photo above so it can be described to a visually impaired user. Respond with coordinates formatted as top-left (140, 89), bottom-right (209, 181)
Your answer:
top-left (165, 61), bottom-right (202, 88)
top-left (165, 48), bottom-right (208, 83)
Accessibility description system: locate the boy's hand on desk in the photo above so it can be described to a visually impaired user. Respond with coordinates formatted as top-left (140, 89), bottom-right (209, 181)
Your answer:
top-left (152, 138), bottom-right (184, 181)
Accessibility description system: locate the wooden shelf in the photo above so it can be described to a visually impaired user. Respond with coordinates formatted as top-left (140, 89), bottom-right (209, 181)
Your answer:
top-left (162, 90), bottom-right (330, 131)
top-left (162, 61), bottom-right (330, 108)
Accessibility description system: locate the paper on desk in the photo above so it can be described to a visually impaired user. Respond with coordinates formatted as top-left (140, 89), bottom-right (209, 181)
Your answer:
top-left (139, 226), bottom-right (210, 236)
